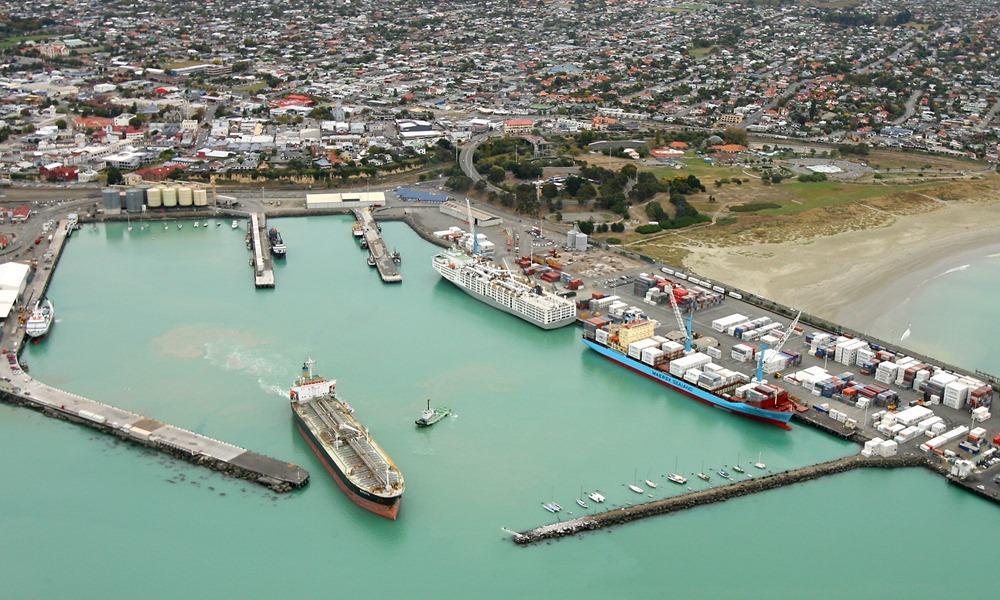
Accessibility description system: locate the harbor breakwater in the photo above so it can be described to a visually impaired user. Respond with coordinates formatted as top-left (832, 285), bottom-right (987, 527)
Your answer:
top-left (512, 454), bottom-right (929, 545)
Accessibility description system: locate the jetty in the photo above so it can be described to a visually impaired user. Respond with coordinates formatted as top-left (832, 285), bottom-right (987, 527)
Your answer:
top-left (248, 212), bottom-right (274, 288)
top-left (354, 208), bottom-right (401, 283)
top-left (511, 454), bottom-right (927, 545)
top-left (0, 219), bottom-right (308, 492)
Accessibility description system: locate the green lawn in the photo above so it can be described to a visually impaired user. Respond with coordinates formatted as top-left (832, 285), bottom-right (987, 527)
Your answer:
top-left (0, 34), bottom-right (52, 49)
top-left (752, 181), bottom-right (937, 216)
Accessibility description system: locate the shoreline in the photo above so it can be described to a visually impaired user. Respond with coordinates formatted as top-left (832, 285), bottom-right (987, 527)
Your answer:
top-left (683, 200), bottom-right (1000, 332)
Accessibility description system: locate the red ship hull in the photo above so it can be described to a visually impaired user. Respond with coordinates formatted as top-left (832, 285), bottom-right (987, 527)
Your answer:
top-left (295, 421), bottom-right (401, 520)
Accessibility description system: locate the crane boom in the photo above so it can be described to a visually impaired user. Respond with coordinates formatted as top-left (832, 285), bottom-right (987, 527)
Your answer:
top-left (772, 310), bottom-right (801, 356)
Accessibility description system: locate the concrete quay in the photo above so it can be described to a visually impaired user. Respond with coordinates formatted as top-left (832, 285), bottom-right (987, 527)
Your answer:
top-left (512, 454), bottom-right (928, 545)
top-left (354, 208), bottom-right (401, 283)
top-left (248, 212), bottom-right (275, 288)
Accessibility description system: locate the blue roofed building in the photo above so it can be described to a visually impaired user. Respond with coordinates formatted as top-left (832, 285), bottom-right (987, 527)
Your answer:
top-left (396, 188), bottom-right (449, 203)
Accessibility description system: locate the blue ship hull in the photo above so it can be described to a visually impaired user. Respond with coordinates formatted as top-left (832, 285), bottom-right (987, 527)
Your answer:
top-left (583, 339), bottom-right (794, 429)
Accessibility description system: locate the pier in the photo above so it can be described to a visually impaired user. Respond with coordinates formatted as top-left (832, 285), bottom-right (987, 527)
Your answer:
top-left (0, 219), bottom-right (308, 492)
top-left (248, 212), bottom-right (275, 288)
top-left (354, 208), bottom-right (401, 283)
top-left (511, 454), bottom-right (928, 545)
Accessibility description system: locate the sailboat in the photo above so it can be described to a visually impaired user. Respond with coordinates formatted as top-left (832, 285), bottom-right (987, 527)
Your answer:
top-left (732, 453), bottom-right (745, 474)
top-left (628, 468), bottom-right (644, 494)
top-left (575, 486), bottom-right (589, 509)
top-left (697, 460), bottom-right (710, 482)
top-left (754, 452), bottom-right (767, 470)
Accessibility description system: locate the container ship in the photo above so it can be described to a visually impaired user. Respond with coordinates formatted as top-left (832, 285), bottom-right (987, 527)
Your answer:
top-left (582, 318), bottom-right (795, 428)
top-left (432, 247), bottom-right (576, 329)
top-left (289, 360), bottom-right (404, 519)
top-left (268, 227), bottom-right (287, 257)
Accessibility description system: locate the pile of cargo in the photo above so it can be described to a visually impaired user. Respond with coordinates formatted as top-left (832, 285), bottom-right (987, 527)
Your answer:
top-left (804, 331), bottom-right (994, 412)
top-left (634, 273), bottom-right (724, 311)
top-left (733, 382), bottom-right (790, 410)
top-left (861, 437), bottom-right (898, 457)
top-left (920, 425), bottom-right (970, 454)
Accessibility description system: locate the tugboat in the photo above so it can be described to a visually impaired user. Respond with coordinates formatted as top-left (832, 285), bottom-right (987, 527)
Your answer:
top-left (415, 399), bottom-right (451, 427)
top-left (367, 253), bottom-right (376, 267)
top-left (268, 227), bottom-right (287, 257)
top-left (391, 250), bottom-right (401, 264)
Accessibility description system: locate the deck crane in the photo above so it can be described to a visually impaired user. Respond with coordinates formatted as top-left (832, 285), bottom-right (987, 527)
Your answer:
top-left (756, 310), bottom-right (802, 382)
top-left (668, 287), bottom-right (694, 353)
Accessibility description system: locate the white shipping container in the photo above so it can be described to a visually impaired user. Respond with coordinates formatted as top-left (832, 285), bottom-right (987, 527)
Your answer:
top-left (629, 338), bottom-right (660, 359)
top-left (596, 329), bottom-right (610, 344)
top-left (641, 347), bottom-right (665, 366)
top-left (683, 369), bottom-right (702, 384)
top-left (706, 346), bottom-right (722, 359)
top-left (712, 314), bottom-right (748, 333)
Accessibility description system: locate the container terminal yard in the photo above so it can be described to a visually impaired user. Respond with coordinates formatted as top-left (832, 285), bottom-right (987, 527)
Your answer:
top-left (0, 183), bottom-right (997, 533)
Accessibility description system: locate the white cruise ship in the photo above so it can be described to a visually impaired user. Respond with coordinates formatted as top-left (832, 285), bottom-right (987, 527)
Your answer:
top-left (432, 247), bottom-right (577, 329)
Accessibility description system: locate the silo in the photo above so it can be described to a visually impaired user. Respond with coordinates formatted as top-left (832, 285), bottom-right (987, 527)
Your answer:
top-left (146, 187), bottom-right (162, 208)
top-left (102, 189), bottom-right (122, 213)
top-left (193, 189), bottom-right (208, 206)
top-left (178, 187), bottom-right (193, 207)
top-left (162, 187), bottom-right (178, 207)
top-left (125, 188), bottom-right (145, 213)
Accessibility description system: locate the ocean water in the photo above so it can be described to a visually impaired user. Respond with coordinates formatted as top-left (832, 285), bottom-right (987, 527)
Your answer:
top-left (3, 217), bottom-right (997, 599)
top-left (863, 250), bottom-right (1000, 374)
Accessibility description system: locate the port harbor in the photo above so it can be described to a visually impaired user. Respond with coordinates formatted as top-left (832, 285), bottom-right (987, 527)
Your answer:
top-left (247, 212), bottom-right (275, 289)
top-left (512, 453), bottom-right (929, 546)
top-left (354, 208), bottom-right (402, 283)
top-left (0, 218), bottom-right (308, 492)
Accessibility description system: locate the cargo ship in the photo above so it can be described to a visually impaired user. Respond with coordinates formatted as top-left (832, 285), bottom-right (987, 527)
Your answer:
top-left (268, 227), bottom-right (287, 257)
top-left (582, 319), bottom-right (795, 429)
top-left (289, 360), bottom-right (404, 519)
top-left (432, 247), bottom-right (576, 329)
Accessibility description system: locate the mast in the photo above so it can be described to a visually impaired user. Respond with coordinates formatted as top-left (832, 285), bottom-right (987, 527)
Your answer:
top-left (465, 197), bottom-right (479, 255)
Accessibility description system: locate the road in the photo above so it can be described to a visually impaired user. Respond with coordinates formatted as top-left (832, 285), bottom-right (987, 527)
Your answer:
top-left (892, 89), bottom-right (923, 126)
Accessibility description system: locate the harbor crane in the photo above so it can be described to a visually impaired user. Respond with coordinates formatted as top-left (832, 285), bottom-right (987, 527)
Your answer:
top-left (668, 287), bottom-right (694, 353)
top-left (464, 198), bottom-right (480, 255)
top-left (756, 310), bottom-right (802, 382)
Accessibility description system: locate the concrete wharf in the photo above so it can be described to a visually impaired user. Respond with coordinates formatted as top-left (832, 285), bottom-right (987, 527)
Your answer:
top-left (0, 219), bottom-right (308, 492)
top-left (512, 453), bottom-right (928, 545)
top-left (248, 212), bottom-right (275, 288)
top-left (354, 208), bottom-right (401, 283)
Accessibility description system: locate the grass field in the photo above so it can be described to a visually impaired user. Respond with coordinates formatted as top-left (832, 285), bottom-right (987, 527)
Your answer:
top-left (0, 34), bottom-right (52, 49)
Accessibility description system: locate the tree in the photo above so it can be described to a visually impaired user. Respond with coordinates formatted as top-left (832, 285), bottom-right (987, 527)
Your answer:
top-left (106, 166), bottom-right (124, 185)
top-left (541, 182), bottom-right (558, 199)
top-left (487, 165), bottom-right (506, 184)
top-left (564, 175), bottom-right (583, 196)
top-left (722, 127), bottom-right (748, 146)
top-left (55, 119), bottom-right (67, 130)
top-left (128, 116), bottom-right (142, 128)
top-left (577, 220), bottom-right (595, 235)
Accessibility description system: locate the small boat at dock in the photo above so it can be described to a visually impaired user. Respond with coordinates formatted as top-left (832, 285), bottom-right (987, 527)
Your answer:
top-left (755, 462), bottom-right (767, 470)
top-left (232, 220), bottom-right (239, 229)
top-left (697, 472), bottom-right (710, 482)
top-left (367, 254), bottom-right (376, 267)
top-left (718, 469), bottom-right (732, 480)
top-left (733, 464), bottom-right (745, 474)
top-left (576, 498), bottom-right (588, 509)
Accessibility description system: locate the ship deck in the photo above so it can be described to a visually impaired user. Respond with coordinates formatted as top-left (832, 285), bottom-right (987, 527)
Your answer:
top-left (297, 397), bottom-right (400, 494)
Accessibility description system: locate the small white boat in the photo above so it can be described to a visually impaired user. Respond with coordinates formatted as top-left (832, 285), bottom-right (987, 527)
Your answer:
top-left (697, 472), bottom-right (711, 482)
top-left (754, 462), bottom-right (767, 470)
top-left (588, 491), bottom-right (605, 503)
top-left (733, 465), bottom-right (745, 474)
top-left (628, 484), bottom-right (644, 494)
top-left (576, 499), bottom-right (588, 509)
top-left (163, 224), bottom-right (168, 230)
top-left (644, 479), bottom-right (657, 489)
top-left (231, 220), bottom-right (239, 229)
top-left (25, 298), bottom-right (54, 338)
top-left (667, 473), bottom-right (687, 485)
top-left (551, 503), bottom-right (562, 512)
top-left (216, 221), bottom-right (221, 227)
top-left (177, 223), bottom-right (182, 229)
top-left (542, 503), bottom-right (557, 513)
top-left (194, 221), bottom-right (200, 228)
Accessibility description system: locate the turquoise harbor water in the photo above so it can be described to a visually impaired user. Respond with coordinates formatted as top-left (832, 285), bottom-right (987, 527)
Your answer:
top-left (4, 217), bottom-right (998, 598)
top-left (863, 251), bottom-right (1000, 374)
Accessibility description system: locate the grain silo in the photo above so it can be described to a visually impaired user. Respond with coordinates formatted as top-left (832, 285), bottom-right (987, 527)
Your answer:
top-left (193, 189), bottom-right (208, 207)
top-left (102, 189), bottom-right (122, 214)
top-left (146, 187), bottom-right (162, 208)
top-left (125, 188), bottom-right (145, 213)
top-left (162, 187), bottom-right (178, 207)
top-left (178, 187), bottom-right (193, 207)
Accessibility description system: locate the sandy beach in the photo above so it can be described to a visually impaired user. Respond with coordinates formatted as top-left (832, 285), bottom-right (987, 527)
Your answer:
top-left (682, 199), bottom-right (1000, 331)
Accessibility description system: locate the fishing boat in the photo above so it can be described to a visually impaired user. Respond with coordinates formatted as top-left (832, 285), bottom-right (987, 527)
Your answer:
top-left (697, 472), bottom-right (711, 482)
top-left (718, 469), bottom-right (732, 480)
top-left (25, 298), bottom-right (54, 338)
top-left (667, 473), bottom-right (687, 485)
top-left (415, 399), bottom-right (451, 427)
top-left (231, 220), bottom-right (239, 229)
top-left (588, 491), bottom-right (605, 503)
top-left (628, 484), bottom-right (644, 494)
top-left (367, 254), bottom-right (376, 267)
top-left (644, 479), bottom-right (657, 489)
